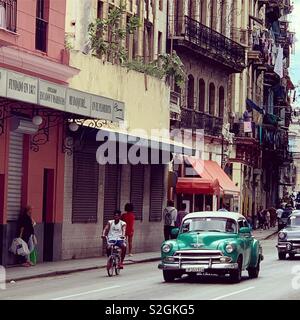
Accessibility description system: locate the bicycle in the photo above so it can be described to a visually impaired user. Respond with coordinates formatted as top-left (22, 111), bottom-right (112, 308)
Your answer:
top-left (104, 236), bottom-right (125, 277)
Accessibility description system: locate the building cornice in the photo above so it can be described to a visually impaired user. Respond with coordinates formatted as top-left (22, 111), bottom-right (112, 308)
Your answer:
top-left (0, 46), bottom-right (80, 83)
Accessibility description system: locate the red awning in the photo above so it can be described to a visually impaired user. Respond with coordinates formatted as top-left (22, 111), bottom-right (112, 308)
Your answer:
top-left (176, 177), bottom-right (220, 195)
top-left (187, 158), bottom-right (240, 196)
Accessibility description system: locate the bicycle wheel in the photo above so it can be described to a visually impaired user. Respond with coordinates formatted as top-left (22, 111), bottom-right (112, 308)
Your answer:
top-left (107, 256), bottom-right (114, 277)
top-left (115, 255), bottom-right (121, 275)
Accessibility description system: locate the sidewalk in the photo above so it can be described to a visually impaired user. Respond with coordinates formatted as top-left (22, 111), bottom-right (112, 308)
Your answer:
top-left (6, 251), bottom-right (160, 283)
top-left (5, 227), bottom-right (277, 283)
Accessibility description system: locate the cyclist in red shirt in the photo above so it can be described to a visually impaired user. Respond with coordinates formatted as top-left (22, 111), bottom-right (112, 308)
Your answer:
top-left (121, 203), bottom-right (135, 256)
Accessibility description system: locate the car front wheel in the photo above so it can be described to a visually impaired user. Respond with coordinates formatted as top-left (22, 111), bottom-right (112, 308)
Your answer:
top-left (278, 252), bottom-right (286, 260)
top-left (230, 257), bottom-right (242, 283)
top-left (248, 258), bottom-right (260, 279)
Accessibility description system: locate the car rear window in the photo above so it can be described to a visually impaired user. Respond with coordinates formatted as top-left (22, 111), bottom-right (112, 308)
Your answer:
top-left (282, 210), bottom-right (292, 218)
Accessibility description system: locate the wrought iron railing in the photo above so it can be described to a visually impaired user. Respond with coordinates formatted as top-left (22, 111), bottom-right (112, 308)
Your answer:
top-left (35, 17), bottom-right (48, 52)
top-left (0, 0), bottom-right (17, 32)
top-left (180, 108), bottom-right (223, 136)
top-left (172, 16), bottom-right (246, 70)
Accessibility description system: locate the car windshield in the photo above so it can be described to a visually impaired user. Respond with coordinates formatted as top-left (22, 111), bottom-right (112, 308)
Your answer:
top-left (180, 217), bottom-right (237, 234)
top-left (287, 216), bottom-right (300, 227)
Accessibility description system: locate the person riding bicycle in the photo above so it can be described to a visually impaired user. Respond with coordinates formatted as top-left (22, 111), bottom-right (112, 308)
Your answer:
top-left (102, 210), bottom-right (127, 269)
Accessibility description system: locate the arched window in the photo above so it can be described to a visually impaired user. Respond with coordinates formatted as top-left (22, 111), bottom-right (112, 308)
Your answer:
top-left (209, 0), bottom-right (217, 30)
top-left (218, 86), bottom-right (225, 117)
top-left (198, 79), bottom-right (205, 112)
top-left (187, 75), bottom-right (195, 109)
top-left (199, 0), bottom-right (207, 24)
top-left (209, 83), bottom-right (215, 115)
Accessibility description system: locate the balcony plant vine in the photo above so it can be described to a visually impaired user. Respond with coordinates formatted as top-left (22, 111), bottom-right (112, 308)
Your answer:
top-left (88, 1), bottom-right (186, 87)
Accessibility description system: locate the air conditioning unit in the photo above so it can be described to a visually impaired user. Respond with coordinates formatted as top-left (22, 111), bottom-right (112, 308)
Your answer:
top-left (10, 117), bottom-right (39, 135)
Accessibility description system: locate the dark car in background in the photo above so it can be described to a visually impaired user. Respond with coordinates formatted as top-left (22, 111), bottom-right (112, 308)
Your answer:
top-left (278, 208), bottom-right (293, 231)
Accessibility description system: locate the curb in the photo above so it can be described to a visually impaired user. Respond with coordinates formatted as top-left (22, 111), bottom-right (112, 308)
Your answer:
top-left (6, 256), bottom-right (161, 283)
top-left (264, 231), bottom-right (278, 240)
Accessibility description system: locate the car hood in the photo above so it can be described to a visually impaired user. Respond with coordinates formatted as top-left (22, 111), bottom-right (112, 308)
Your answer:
top-left (176, 232), bottom-right (237, 250)
top-left (283, 227), bottom-right (300, 239)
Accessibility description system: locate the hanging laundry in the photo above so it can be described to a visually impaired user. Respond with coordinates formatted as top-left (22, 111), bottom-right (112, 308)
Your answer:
top-left (274, 46), bottom-right (284, 78)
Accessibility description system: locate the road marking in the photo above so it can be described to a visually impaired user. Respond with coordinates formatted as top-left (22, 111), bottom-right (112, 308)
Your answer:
top-left (211, 286), bottom-right (255, 300)
top-left (52, 285), bottom-right (120, 300)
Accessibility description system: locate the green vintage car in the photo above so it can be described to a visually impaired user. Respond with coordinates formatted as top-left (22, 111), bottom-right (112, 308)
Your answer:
top-left (158, 211), bottom-right (263, 283)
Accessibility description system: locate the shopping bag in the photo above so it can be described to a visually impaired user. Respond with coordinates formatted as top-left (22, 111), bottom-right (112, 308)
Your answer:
top-left (28, 235), bottom-right (37, 253)
top-left (9, 238), bottom-right (30, 256)
top-left (29, 248), bottom-right (37, 265)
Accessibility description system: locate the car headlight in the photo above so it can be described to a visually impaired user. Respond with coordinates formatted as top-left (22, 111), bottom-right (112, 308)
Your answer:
top-left (278, 232), bottom-right (287, 240)
top-left (162, 244), bottom-right (172, 253)
top-left (225, 243), bottom-right (235, 253)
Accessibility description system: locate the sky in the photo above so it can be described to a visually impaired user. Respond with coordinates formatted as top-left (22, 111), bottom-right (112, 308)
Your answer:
top-left (290, 0), bottom-right (300, 106)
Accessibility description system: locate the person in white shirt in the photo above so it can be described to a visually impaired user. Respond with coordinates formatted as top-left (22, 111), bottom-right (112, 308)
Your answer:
top-left (163, 200), bottom-right (178, 240)
top-left (102, 210), bottom-right (126, 269)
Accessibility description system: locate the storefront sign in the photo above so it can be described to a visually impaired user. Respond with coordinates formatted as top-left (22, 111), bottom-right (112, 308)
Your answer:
top-left (7, 71), bottom-right (38, 104)
top-left (0, 68), bottom-right (125, 123)
top-left (39, 80), bottom-right (66, 111)
top-left (91, 95), bottom-right (114, 121)
top-left (0, 68), bottom-right (7, 97)
top-left (66, 89), bottom-right (91, 117)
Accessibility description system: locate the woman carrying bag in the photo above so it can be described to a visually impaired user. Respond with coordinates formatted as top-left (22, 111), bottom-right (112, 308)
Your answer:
top-left (17, 205), bottom-right (37, 267)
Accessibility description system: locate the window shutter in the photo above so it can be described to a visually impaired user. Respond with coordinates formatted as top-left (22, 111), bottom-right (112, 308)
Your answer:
top-left (72, 150), bottom-right (99, 223)
top-left (149, 165), bottom-right (165, 222)
top-left (130, 164), bottom-right (144, 220)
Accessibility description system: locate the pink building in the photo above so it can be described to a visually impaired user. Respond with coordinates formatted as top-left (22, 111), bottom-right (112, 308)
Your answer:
top-left (0, 0), bottom-right (78, 265)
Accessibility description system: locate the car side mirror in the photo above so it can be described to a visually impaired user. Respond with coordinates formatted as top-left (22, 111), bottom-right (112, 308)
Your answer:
top-left (171, 228), bottom-right (179, 237)
top-left (239, 227), bottom-right (251, 234)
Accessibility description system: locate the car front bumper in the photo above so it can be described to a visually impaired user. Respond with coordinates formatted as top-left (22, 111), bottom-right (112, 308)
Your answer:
top-left (277, 241), bottom-right (300, 254)
top-left (158, 262), bottom-right (239, 272)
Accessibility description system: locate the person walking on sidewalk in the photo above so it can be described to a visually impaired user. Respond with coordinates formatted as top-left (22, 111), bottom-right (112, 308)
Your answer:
top-left (102, 210), bottom-right (127, 269)
top-left (121, 203), bottom-right (135, 257)
top-left (176, 203), bottom-right (188, 228)
top-left (163, 200), bottom-right (177, 241)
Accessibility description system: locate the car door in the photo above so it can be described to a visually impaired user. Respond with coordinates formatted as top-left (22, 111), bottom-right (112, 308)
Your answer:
top-left (238, 219), bottom-right (252, 267)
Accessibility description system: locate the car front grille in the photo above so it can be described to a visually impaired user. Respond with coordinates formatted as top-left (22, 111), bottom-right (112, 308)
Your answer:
top-left (172, 250), bottom-right (224, 265)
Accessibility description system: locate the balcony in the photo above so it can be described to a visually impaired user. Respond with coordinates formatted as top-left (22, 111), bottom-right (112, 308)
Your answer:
top-left (169, 16), bottom-right (246, 73)
top-left (180, 108), bottom-right (223, 137)
top-left (231, 121), bottom-right (260, 145)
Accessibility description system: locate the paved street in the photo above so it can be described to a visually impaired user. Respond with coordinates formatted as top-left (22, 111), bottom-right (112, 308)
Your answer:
top-left (1, 235), bottom-right (300, 300)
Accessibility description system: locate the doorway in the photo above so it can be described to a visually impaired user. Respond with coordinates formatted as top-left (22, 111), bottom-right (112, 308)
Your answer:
top-left (42, 169), bottom-right (54, 262)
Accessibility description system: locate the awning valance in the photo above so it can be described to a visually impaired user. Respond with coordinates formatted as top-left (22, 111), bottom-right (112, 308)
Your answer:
top-left (176, 177), bottom-right (220, 195)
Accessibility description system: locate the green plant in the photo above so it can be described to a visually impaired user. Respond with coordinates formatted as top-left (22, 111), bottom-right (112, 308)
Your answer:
top-left (64, 33), bottom-right (74, 50)
top-left (88, 0), bottom-right (141, 64)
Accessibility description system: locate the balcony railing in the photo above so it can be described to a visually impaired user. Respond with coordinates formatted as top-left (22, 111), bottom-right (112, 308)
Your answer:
top-left (231, 121), bottom-right (260, 141)
top-left (180, 108), bottom-right (223, 136)
top-left (0, 0), bottom-right (17, 33)
top-left (170, 16), bottom-right (246, 72)
top-left (35, 17), bottom-right (48, 52)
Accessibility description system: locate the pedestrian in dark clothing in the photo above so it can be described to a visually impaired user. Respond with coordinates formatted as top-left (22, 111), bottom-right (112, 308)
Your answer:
top-left (176, 203), bottom-right (188, 228)
top-left (17, 205), bottom-right (35, 267)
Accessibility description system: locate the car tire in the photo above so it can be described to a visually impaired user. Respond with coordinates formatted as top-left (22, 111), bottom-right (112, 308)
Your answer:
top-left (278, 252), bottom-right (286, 260)
top-left (289, 253), bottom-right (295, 259)
top-left (248, 258), bottom-right (260, 279)
top-left (163, 270), bottom-right (177, 282)
top-left (230, 257), bottom-right (242, 283)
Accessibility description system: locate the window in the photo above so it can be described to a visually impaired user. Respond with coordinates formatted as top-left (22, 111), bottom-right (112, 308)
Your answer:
top-left (35, 0), bottom-right (49, 52)
top-left (126, 15), bottom-right (133, 60)
top-left (130, 165), bottom-right (145, 221)
top-left (143, 22), bottom-right (153, 63)
top-left (97, 0), bottom-right (104, 19)
top-left (220, 0), bottom-right (227, 34)
top-left (209, 0), bottom-right (217, 30)
top-left (188, 0), bottom-right (195, 18)
top-left (159, 0), bottom-right (163, 11)
top-left (157, 31), bottom-right (162, 55)
top-left (199, 0), bottom-right (207, 24)
top-left (0, 0), bottom-right (17, 32)
top-left (218, 86), bottom-right (225, 117)
top-left (187, 75), bottom-right (195, 109)
top-left (198, 79), bottom-right (205, 112)
top-left (209, 83), bottom-right (215, 115)
top-left (149, 165), bottom-right (165, 222)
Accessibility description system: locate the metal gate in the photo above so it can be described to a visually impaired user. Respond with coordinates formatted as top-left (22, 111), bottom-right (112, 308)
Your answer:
top-left (7, 131), bottom-right (24, 221)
